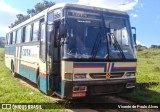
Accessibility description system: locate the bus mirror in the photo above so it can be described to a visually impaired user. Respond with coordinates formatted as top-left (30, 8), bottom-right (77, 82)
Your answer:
top-left (132, 27), bottom-right (136, 45)
top-left (59, 24), bottom-right (67, 38)
top-left (133, 34), bottom-right (136, 44)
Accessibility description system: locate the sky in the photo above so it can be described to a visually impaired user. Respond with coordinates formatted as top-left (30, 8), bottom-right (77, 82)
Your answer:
top-left (0, 0), bottom-right (160, 47)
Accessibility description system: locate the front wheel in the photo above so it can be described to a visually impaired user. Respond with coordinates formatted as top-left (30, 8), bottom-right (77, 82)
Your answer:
top-left (126, 88), bottom-right (135, 93)
top-left (37, 75), bottom-right (40, 90)
top-left (11, 63), bottom-right (17, 77)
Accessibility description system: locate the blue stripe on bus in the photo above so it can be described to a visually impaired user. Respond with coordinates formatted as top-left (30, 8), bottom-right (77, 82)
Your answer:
top-left (19, 64), bottom-right (37, 83)
top-left (112, 68), bottom-right (136, 72)
top-left (5, 46), bottom-right (16, 55)
top-left (111, 63), bottom-right (136, 72)
top-left (39, 75), bottom-right (47, 94)
top-left (19, 64), bottom-right (47, 94)
top-left (74, 62), bottom-right (107, 72)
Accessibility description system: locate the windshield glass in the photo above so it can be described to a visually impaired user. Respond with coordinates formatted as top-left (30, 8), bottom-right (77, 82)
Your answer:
top-left (64, 19), bottom-right (107, 59)
top-left (63, 14), bottom-right (136, 60)
top-left (104, 16), bottom-right (136, 59)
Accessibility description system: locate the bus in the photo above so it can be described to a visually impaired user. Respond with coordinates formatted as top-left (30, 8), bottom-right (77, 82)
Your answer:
top-left (5, 3), bottom-right (137, 99)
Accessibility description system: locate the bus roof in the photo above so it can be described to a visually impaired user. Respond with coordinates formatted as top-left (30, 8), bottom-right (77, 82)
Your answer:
top-left (7, 3), bottom-right (128, 33)
top-left (49, 3), bottom-right (128, 15)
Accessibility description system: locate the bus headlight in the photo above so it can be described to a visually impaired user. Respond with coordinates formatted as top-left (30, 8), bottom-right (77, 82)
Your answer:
top-left (65, 73), bottom-right (73, 80)
top-left (74, 73), bottom-right (86, 79)
top-left (125, 73), bottom-right (135, 77)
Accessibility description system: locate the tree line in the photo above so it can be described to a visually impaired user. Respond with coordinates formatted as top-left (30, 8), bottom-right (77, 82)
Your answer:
top-left (9, 0), bottom-right (55, 28)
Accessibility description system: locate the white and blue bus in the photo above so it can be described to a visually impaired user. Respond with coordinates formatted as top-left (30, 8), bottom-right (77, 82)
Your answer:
top-left (5, 3), bottom-right (137, 99)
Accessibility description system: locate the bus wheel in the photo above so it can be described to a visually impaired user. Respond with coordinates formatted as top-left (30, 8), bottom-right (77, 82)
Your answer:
top-left (126, 88), bottom-right (135, 93)
top-left (11, 63), bottom-right (17, 77)
top-left (37, 75), bottom-right (40, 90)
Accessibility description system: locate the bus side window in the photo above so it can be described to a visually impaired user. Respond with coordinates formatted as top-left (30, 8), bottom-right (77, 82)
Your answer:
top-left (12, 31), bottom-right (16, 44)
top-left (8, 33), bottom-right (13, 45)
top-left (6, 34), bottom-right (9, 45)
top-left (32, 21), bottom-right (40, 41)
top-left (22, 27), bottom-right (26, 43)
top-left (40, 23), bottom-right (46, 61)
top-left (25, 25), bottom-right (32, 42)
top-left (16, 29), bottom-right (22, 44)
top-left (47, 11), bottom-right (54, 56)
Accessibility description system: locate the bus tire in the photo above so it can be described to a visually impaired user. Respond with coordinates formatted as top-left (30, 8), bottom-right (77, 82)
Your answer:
top-left (11, 62), bottom-right (17, 77)
top-left (37, 74), bottom-right (40, 90)
top-left (126, 88), bottom-right (135, 93)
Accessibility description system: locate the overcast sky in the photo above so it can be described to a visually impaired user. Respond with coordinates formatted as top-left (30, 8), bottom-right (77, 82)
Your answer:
top-left (0, 0), bottom-right (159, 47)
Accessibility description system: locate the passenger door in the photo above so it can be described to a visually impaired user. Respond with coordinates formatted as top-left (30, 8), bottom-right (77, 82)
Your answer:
top-left (47, 11), bottom-right (61, 94)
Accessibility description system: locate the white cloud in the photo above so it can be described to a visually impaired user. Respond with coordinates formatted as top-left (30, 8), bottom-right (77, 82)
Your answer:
top-left (136, 40), bottom-right (141, 45)
top-left (131, 13), bottom-right (138, 18)
top-left (78, 0), bottom-right (139, 11)
top-left (0, 1), bottom-right (22, 36)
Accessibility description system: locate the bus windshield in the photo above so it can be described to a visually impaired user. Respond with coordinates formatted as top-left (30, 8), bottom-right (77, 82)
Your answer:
top-left (63, 16), bottom-right (136, 60)
top-left (104, 16), bottom-right (136, 60)
top-left (65, 19), bottom-right (107, 59)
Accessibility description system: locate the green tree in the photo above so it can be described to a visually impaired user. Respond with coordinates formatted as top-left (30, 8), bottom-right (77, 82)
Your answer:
top-left (9, 14), bottom-right (30, 28)
top-left (27, 0), bottom-right (55, 17)
top-left (9, 0), bottom-right (55, 28)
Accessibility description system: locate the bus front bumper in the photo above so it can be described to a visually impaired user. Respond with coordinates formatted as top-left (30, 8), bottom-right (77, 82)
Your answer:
top-left (62, 78), bottom-right (136, 99)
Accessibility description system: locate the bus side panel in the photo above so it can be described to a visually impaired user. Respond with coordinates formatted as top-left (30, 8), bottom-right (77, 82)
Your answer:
top-left (5, 46), bottom-right (16, 69)
top-left (19, 45), bottom-right (39, 83)
top-left (39, 73), bottom-right (47, 94)
top-left (19, 64), bottom-right (37, 83)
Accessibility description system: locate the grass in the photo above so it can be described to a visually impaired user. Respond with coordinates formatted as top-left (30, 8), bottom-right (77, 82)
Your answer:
top-left (120, 49), bottom-right (160, 103)
top-left (0, 48), bottom-right (66, 112)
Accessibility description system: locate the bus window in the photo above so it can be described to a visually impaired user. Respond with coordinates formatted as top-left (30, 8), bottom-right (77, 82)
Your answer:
top-left (9, 33), bottom-right (13, 44)
top-left (16, 29), bottom-right (22, 44)
top-left (6, 34), bottom-right (8, 45)
top-left (12, 31), bottom-right (16, 44)
top-left (40, 23), bottom-right (46, 61)
top-left (22, 27), bottom-right (26, 43)
top-left (25, 25), bottom-right (32, 42)
top-left (32, 21), bottom-right (39, 41)
top-left (48, 12), bottom-right (54, 22)
top-left (47, 12), bottom-right (54, 56)
top-left (7, 34), bottom-right (10, 45)
top-left (122, 27), bottom-right (129, 45)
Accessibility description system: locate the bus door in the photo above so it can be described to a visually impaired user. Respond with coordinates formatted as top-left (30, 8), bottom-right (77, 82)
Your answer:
top-left (47, 20), bottom-right (61, 94)
top-left (52, 21), bottom-right (61, 93)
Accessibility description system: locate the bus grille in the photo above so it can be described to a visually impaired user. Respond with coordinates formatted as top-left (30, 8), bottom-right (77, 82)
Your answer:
top-left (89, 73), bottom-right (124, 79)
top-left (90, 84), bottom-right (124, 95)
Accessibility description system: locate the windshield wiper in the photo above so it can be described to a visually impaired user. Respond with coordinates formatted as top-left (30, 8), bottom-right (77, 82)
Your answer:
top-left (108, 33), bottom-right (126, 59)
top-left (91, 32), bottom-right (102, 59)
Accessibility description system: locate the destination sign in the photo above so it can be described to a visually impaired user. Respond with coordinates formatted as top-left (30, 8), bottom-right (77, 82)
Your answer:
top-left (67, 10), bottom-right (101, 20)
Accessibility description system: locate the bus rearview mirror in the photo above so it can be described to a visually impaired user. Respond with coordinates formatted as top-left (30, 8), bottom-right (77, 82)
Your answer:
top-left (133, 34), bottom-right (136, 45)
top-left (131, 27), bottom-right (136, 45)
